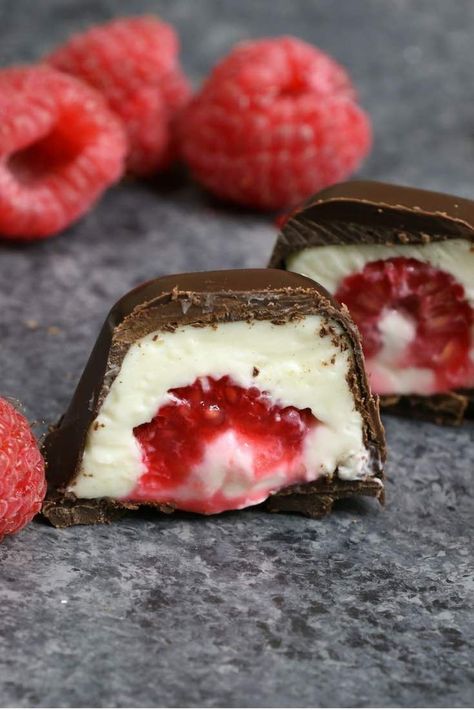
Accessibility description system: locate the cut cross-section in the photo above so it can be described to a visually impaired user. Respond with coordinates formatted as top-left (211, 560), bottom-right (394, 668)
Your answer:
top-left (41, 268), bottom-right (385, 526)
top-left (131, 375), bottom-right (317, 514)
top-left (335, 257), bottom-right (473, 393)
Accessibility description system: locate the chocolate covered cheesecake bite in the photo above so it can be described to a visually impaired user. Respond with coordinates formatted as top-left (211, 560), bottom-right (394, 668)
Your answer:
top-left (270, 181), bottom-right (474, 424)
top-left (42, 269), bottom-right (385, 526)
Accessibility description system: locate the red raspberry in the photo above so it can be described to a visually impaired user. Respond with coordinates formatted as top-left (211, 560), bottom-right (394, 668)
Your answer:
top-left (47, 16), bottom-right (192, 176)
top-left (179, 37), bottom-right (371, 210)
top-left (335, 257), bottom-right (474, 392)
top-left (0, 398), bottom-right (46, 538)
top-left (131, 375), bottom-right (316, 514)
top-left (0, 65), bottom-right (126, 240)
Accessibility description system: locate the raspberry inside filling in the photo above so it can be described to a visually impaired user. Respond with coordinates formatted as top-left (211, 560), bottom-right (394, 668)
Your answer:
top-left (130, 375), bottom-right (318, 514)
top-left (335, 257), bottom-right (473, 394)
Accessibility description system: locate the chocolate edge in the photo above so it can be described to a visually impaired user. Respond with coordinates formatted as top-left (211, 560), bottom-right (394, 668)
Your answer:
top-left (269, 180), bottom-right (474, 269)
top-left (44, 476), bottom-right (384, 528)
top-left (380, 390), bottom-right (473, 426)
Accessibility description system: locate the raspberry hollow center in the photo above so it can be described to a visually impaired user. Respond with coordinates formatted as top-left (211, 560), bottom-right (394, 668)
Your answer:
top-left (130, 375), bottom-right (318, 514)
top-left (335, 257), bottom-right (473, 392)
top-left (7, 108), bottom-right (96, 185)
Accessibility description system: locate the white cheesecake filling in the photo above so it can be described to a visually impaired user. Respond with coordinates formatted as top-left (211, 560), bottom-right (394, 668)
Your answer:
top-left (366, 310), bottom-right (434, 394)
top-left (287, 239), bottom-right (474, 394)
top-left (287, 239), bottom-right (474, 300)
top-left (70, 316), bottom-right (375, 502)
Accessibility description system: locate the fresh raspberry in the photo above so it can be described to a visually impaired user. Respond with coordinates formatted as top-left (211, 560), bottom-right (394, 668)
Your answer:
top-left (131, 375), bottom-right (317, 514)
top-left (46, 16), bottom-right (192, 176)
top-left (335, 257), bottom-right (474, 392)
top-left (179, 37), bottom-right (371, 210)
top-left (0, 398), bottom-right (46, 538)
top-left (0, 65), bottom-right (126, 240)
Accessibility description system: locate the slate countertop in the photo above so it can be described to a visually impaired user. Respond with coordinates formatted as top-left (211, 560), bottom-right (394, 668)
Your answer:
top-left (0, 1), bottom-right (473, 707)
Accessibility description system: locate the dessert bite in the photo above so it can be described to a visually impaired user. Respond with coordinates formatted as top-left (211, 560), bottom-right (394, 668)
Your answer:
top-left (42, 270), bottom-right (385, 526)
top-left (269, 181), bottom-right (474, 424)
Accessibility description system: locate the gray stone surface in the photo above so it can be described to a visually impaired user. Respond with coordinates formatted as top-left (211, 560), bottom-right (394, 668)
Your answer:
top-left (0, 0), bottom-right (473, 707)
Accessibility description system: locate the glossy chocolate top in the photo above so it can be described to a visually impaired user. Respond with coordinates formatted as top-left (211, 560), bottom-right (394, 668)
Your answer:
top-left (269, 181), bottom-right (474, 268)
top-left (43, 269), bottom-right (385, 495)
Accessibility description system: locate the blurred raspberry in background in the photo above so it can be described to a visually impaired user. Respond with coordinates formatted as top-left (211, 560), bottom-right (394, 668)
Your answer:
top-left (179, 36), bottom-right (371, 210)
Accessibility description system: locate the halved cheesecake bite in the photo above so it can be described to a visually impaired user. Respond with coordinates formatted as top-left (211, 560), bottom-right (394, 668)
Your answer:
top-left (270, 181), bottom-right (474, 424)
top-left (42, 269), bottom-right (385, 527)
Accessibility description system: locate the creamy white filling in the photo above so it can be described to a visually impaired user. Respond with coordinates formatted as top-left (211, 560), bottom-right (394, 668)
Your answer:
top-left (287, 239), bottom-right (474, 300)
top-left (378, 309), bottom-right (416, 359)
top-left (366, 309), bottom-right (434, 395)
top-left (287, 239), bottom-right (474, 393)
top-left (70, 316), bottom-right (374, 501)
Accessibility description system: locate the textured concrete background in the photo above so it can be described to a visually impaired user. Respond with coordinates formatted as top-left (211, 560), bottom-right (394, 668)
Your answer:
top-left (0, 0), bottom-right (473, 707)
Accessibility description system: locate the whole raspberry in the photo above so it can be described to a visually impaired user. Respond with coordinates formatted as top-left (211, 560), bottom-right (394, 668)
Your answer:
top-left (0, 398), bottom-right (46, 538)
top-left (179, 37), bottom-right (371, 210)
top-left (0, 65), bottom-right (126, 240)
top-left (46, 15), bottom-right (192, 176)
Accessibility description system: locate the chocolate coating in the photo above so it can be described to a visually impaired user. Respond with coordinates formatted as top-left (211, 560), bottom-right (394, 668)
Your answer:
top-left (42, 268), bottom-right (385, 527)
top-left (269, 181), bottom-right (474, 423)
top-left (269, 180), bottom-right (474, 269)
